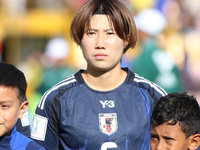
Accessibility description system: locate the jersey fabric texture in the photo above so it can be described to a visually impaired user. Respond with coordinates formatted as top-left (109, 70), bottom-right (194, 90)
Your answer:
top-left (31, 68), bottom-right (167, 150)
top-left (0, 126), bottom-right (45, 150)
top-left (15, 119), bottom-right (30, 137)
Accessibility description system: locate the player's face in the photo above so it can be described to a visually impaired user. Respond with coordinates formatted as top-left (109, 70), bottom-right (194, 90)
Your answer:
top-left (0, 86), bottom-right (27, 136)
top-left (150, 122), bottom-right (190, 150)
top-left (81, 14), bottom-right (128, 72)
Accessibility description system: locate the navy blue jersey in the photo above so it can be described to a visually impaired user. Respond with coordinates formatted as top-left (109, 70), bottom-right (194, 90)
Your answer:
top-left (0, 126), bottom-right (45, 150)
top-left (31, 68), bottom-right (166, 150)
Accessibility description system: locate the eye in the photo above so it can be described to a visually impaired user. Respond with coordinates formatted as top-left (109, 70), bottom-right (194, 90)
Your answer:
top-left (151, 135), bottom-right (157, 139)
top-left (165, 137), bottom-right (174, 142)
top-left (151, 135), bottom-right (159, 142)
top-left (164, 137), bottom-right (175, 145)
top-left (107, 32), bottom-right (115, 35)
top-left (87, 31), bottom-right (96, 36)
top-left (107, 32), bottom-right (114, 35)
top-left (1, 105), bottom-right (10, 109)
top-left (165, 137), bottom-right (173, 140)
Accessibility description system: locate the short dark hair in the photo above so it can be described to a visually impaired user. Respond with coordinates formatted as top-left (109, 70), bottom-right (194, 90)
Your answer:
top-left (70, 0), bottom-right (137, 53)
top-left (0, 62), bottom-right (27, 103)
top-left (151, 92), bottom-right (200, 138)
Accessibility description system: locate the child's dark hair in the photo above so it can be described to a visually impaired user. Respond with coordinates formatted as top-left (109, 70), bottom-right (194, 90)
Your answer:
top-left (151, 92), bottom-right (200, 138)
top-left (0, 62), bottom-right (27, 103)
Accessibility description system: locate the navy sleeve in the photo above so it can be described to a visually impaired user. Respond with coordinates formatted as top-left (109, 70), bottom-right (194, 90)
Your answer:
top-left (16, 118), bottom-right (30, 137)
top-left (26, 141), bottom-right (46, 150)
top-left (31, 92), bottom-right (59, 150)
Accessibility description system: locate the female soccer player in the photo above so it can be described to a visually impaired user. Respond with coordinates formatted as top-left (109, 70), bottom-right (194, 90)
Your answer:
top-left (31, 0), bottom-right (167, 149)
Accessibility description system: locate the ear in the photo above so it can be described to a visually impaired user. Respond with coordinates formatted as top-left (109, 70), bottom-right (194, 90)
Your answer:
top-left (124, 41), bottom-right (129, 50)
top-left (18, 101), bottom-right (29, 119)
top-left (124, 35), bottom-right (129, 48)
top-left (188, 134), bottom-right (200, 150)
top-left (123, 37), bottom-right (130, 53)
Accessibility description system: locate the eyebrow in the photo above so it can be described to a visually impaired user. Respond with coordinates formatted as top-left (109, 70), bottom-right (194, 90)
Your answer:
top-left (0, 100), bottom-right (14, 104)
top-left (85, 28), bottom-right (115, 32)
top-left (162, 135), bottom-right (176, 140)
top-left (151, 133), bottom-right (176, 141)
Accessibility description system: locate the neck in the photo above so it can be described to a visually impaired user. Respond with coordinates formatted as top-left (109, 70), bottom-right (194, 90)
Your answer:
top-left (82, 65), bottom-right (127, 91)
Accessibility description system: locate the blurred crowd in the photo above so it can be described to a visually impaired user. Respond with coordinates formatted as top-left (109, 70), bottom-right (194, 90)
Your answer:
top-left (0, 0), bottom-right (200, 123)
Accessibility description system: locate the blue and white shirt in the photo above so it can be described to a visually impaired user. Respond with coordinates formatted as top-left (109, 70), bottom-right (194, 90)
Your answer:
top-left (31, 68), bottom-right (167, 150)
top-left (0, 126), bottom-right (45, 150)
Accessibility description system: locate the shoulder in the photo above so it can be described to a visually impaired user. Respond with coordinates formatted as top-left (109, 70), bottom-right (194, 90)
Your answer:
top-left (124, 68), bottom-right (167, 100)
top-left (37, 73), bottom-right (78, 110)
top-left (133, 72), bottom-right (167, 98)
top-left (26, 140), bottom-right (46, 150)
top-left (12, 131), bottom-right (45, 150)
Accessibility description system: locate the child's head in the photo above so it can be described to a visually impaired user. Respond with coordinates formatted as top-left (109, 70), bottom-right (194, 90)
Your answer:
top-left (0, 62), bottom-right (28, 137)
top-left (151, 92), bottom-right (200, 150)
top-left (70, 0), bottom-right (137, 53)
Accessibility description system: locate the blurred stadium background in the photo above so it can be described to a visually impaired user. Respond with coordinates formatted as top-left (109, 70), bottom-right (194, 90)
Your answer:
top-left (0, 0), bottom-right (200, 123)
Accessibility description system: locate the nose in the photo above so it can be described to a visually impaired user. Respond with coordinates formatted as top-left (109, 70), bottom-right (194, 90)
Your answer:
top-left (95, 33), bottom-right (105, 50)
top-left (155, 141), bottom-right (165, 150)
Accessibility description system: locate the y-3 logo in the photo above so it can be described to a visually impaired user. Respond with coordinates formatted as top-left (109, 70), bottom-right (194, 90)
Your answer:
top-left (100, 100), bottom-right (115, 108)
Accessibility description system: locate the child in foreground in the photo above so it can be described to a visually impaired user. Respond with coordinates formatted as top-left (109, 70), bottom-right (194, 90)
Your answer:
top-left (151, 92), bottom-right (200, 150)
top-left (0, 62), bottom-right (45, 150)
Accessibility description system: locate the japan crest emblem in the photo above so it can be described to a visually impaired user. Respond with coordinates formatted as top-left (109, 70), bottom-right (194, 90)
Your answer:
top-left (99, 113), bottom-right (118, 136)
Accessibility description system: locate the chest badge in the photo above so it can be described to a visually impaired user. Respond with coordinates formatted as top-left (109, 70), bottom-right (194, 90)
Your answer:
top-left (99, 113), bottom-right (118, 136)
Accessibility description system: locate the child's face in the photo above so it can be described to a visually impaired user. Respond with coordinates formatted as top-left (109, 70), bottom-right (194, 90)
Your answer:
top-left (150, 122), bottom-right (190, 150)
top-left (0, 86), bottom-right (27, 137)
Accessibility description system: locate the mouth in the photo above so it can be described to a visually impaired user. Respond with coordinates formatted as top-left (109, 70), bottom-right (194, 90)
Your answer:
top-left (94, 53), bottom-right (107, 59)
